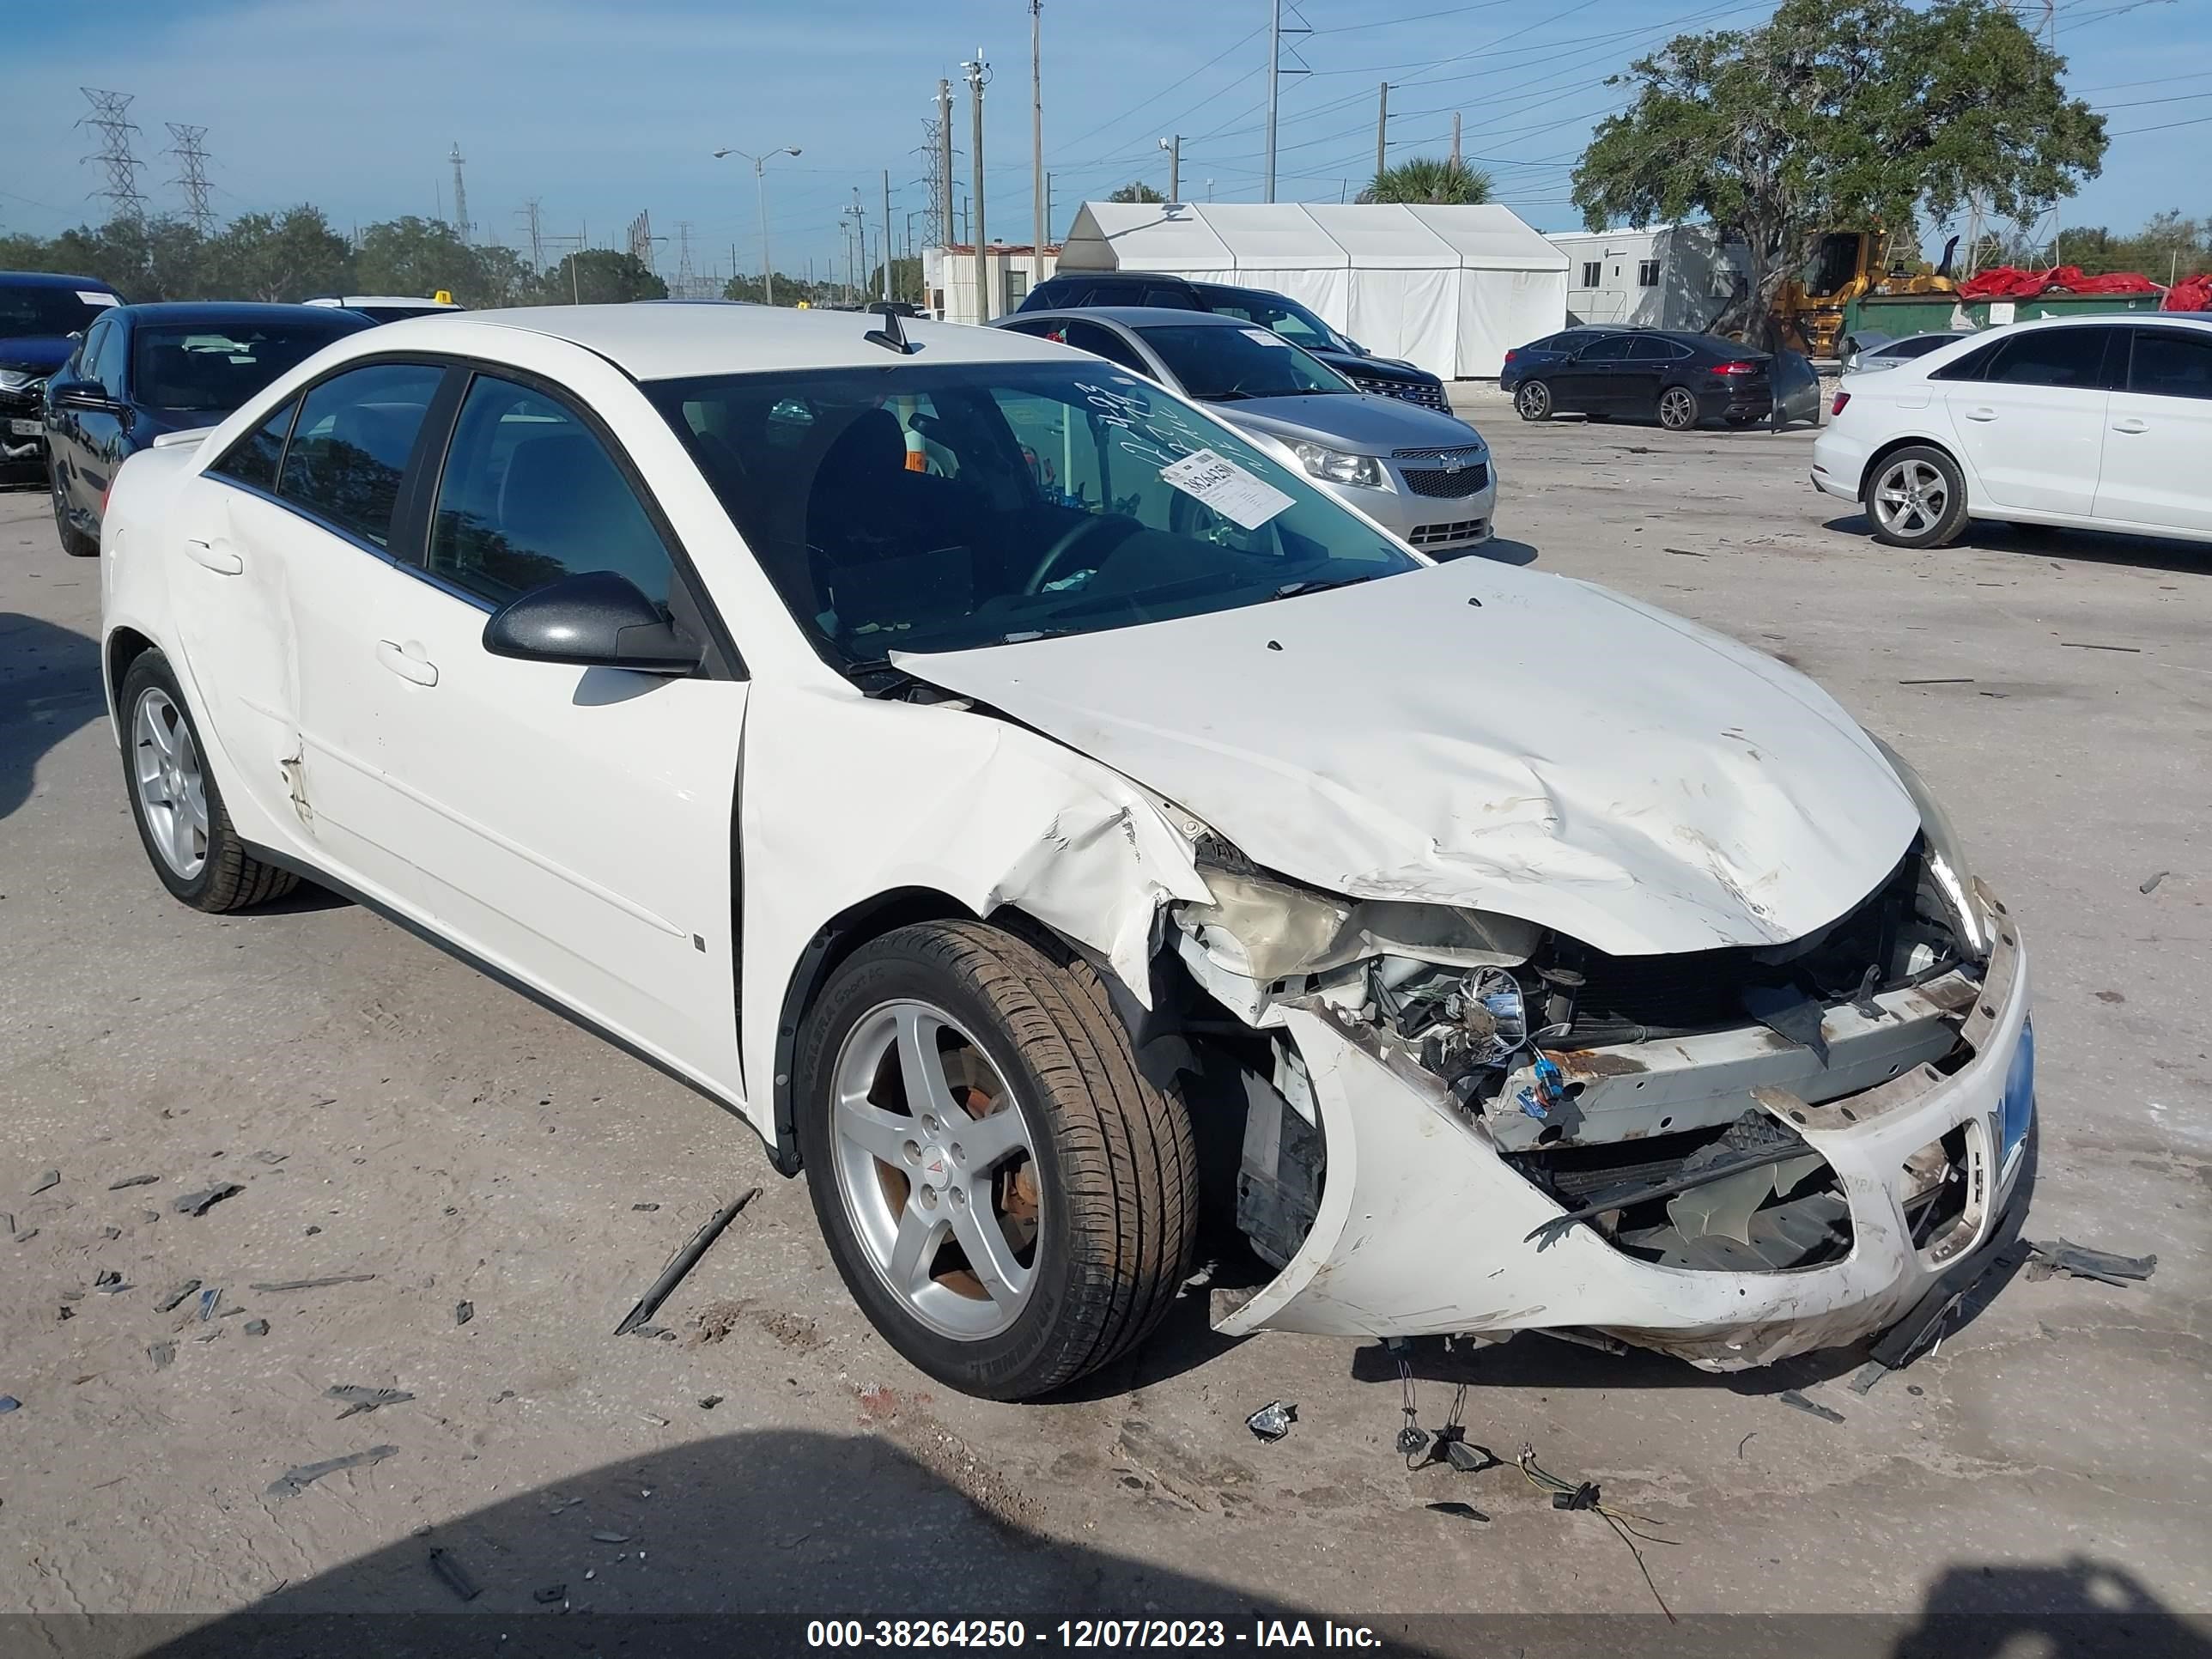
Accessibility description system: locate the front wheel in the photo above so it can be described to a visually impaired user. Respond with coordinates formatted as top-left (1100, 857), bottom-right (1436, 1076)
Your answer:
top-left (1865, 445), bottom-right (1969, 549)
top-left (1514, 380), bottom-right (1552, 422)
top-left (795, 921), bottom-right (1198, 1401)
top-left (118, 650), bottom-right (299, 911)
top-left (1656, 386), bottom-right (1700, 431)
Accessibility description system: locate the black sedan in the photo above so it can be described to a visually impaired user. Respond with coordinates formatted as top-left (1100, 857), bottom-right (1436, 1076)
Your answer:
top-left (44, 301), bottom-right (371, 555)
top-left (1500, 328), bottom-right (1774, 431)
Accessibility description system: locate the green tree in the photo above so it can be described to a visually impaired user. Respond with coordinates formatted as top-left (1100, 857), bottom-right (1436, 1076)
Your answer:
top-left (1109, 181), bottom-right (1164, 204)
top-left (541, 249), bottom-right (666, 304)
top-left (1362, 157), bottom-right (1494, 205)
top-left (1571, 0), bottom-right (2106, 345)
top-left (353, 216), bottom-right (472, 302)
top-left (209, 206), bottom-right (355, 301)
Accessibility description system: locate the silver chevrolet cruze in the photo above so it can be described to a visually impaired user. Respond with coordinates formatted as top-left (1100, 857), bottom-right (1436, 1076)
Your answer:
top-left (994, 307), bottom-right (1498, 557)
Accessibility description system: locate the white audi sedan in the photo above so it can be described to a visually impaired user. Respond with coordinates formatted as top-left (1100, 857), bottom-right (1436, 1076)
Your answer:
top-left (1814, 313), bottom-right (2212, 549)
top-left (100, 305), bottom-right (2033, 1399)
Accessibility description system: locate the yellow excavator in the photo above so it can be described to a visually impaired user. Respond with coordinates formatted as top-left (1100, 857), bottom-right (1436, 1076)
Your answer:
top-left (1773, 229), bottom-right (1958, 357)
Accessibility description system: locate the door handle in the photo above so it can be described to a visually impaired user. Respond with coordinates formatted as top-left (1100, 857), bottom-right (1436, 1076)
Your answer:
top-left (182, 538), bottom-right (244, 575)
top-left (2111, 418), bottom-right (2149, 434)
top-left (1964, 407), bottom-right (1997, 422)
top-left (375, 640), bottom-right (439, 687)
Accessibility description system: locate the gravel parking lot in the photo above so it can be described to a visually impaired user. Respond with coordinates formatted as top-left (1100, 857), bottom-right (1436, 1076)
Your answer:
top-left (3, 408), bottom-right (2206, 1649)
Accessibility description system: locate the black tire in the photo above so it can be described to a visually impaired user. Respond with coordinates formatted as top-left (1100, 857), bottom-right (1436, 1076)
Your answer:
top-left (51, 464), bottom-right (96, 557)
top-left (1514, 380), bottom-right (1552, 422)
top-left (118, 649), bottom-right (299, 912)
top-left (1656, 385), bottom-right (1700, 431)
top-left (795, 920), bottom-right (1199, 1401)
top-left (1863, 444), bottom-right (1970, 550)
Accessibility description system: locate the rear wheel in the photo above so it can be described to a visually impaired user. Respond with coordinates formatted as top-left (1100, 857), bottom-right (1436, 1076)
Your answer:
top-left (1514, 380), bottom-right (1552, 422)
top-left (50, 464), bottom-right (96, 557)
top-left (1865, 446), bottom-right (1969, 549)
top-left (795, 921), bottom-right (1198, 1401)
top-left (1657, 386), bottom-right (1699, 431)
top-left (118, 650), bottom-right (299, 912)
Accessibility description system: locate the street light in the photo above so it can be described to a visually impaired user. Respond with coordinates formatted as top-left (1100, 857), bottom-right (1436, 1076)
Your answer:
top-left (713, 143), bottom-right (801, 306)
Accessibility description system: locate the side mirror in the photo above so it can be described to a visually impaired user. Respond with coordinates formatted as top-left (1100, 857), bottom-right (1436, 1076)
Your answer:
top-left (482, 570), bottom-right (702, 676)
top-left (48, 377), bottom-right (114, 413)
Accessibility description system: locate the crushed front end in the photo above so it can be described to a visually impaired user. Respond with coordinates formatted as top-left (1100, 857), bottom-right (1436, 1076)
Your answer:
top-left (1182, 835), bottom-right (2034, 1370)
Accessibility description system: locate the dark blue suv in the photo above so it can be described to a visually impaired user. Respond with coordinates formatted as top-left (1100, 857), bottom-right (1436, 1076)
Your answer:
top-left (2, 272), bottom-right (125, 478)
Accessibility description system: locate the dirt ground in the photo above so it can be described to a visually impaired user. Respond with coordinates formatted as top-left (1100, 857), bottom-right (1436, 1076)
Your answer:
top-left (2, 402), bottom-right (2208, 1652)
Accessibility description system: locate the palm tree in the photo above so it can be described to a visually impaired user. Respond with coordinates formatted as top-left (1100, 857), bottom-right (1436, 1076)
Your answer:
top-left (1361, 157), bottom-right (1495, 206)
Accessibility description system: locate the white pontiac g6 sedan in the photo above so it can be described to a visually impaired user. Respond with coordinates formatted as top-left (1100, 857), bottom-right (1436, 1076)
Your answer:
top-left (100, 305), bottom-right (2034, 1399)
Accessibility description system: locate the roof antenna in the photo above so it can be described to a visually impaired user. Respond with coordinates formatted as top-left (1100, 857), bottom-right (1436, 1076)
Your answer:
top-left (863, 302), bottom-right (919, 356)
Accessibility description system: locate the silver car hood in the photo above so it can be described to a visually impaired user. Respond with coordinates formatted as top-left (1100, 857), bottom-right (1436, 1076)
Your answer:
top-left (894, 558), bottom-right (1919, 956)
top-left (1207, 391), bottom-right (1484, 455)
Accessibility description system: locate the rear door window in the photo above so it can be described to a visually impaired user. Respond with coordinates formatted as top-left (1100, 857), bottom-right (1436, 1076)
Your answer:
top-left (276, 362), bottom-right (445, 550)
top-left (1981, 328), bottom-right (2121, 389)
top-left (211, 398), bottom-right (299, 492)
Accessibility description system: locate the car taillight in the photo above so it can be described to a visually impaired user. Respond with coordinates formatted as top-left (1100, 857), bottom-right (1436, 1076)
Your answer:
top-left (1832, 391), bottom-right (1850, 416)
top-left (1503, 349), bottom-right (1517, 365)
top-left (1716, 361), bottom-right (1759, 376)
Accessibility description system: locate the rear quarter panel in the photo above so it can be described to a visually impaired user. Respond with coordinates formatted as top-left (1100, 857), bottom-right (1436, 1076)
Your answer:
top-left (98, 442), bottom-right (202, 738)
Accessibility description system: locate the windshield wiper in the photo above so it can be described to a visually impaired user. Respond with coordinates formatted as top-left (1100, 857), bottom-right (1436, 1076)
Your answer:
top-left (846, 659), bottom-right (925, 698)
top-left (1192, 389), bottom-right (1252, 403)
top-left (1270, 575), bottom-right (1376, 601)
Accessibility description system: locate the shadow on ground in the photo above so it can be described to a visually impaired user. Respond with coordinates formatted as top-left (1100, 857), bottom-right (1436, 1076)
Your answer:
top-left (0, 611), bottom-right (104, 821)
top-left (1820, 514), bottom-right (2212, 576)
top-left (0, 1429), bottom-right (2186, 1656)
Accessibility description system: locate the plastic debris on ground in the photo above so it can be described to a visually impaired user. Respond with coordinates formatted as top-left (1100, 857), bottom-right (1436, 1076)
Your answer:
top-left (2027, 1237), bottom-right (2156, 1286)
top-left (173, 1183), bottom-right (242, 1217)
top-left (426, 1547), bottom-right (480, 1601)
top-left (1778, 1389), bottom-right (1845, 1425)
top-left (327, 1386), bottom-right (415, 1419)
top-left (267, 1444), bottom-right (399, 1498)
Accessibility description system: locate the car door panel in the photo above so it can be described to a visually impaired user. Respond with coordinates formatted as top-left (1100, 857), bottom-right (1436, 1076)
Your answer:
top-left (74, 318), bottom-right (131, 514)
top-left (2092, 328), bottom-right (2212, 535)
top-left (1938, 327), bottom-right (2118, 514)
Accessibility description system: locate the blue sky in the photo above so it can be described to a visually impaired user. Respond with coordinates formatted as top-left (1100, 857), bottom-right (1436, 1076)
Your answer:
top-left (3, 0), bottom-right (2207, 284)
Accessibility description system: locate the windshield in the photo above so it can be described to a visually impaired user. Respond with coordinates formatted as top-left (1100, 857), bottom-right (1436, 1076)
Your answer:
top-left (0, 284), bottom-right (114, 340)
top-left (647, 360), bottom-right (1417, 667)
top-left (1133, 325), bottom-right (1352, 402)
top-left (131, 321), bottom-right (358, 411)
top-left (1197, 288), bottom-right (1351, 354)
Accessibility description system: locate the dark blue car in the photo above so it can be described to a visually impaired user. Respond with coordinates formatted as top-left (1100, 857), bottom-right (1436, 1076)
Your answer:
top-left (2, 271), bottom-right (125, 480)
top-left (43, 301), bottom-right (372, 555)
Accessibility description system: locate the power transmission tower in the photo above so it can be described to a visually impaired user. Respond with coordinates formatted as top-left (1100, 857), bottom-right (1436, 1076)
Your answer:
top-left (675, 220), bottom-right (699, 299)
top-left (78, 88), bottom-right (148, 222)
top-left (164, 122), bottom-right (215, 234)
top-left (626, 210), bottom-right (663, 274)
top-left (518, 198), bottom-right (544, 274)
top-left (448, 143), bottom-right (470, 244)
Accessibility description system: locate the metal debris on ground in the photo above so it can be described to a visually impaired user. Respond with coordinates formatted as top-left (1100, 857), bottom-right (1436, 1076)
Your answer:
top-left (2139, 871), bottom-right (2168, 895)
top-left (148, 1343), bottom-right (175, 1371)
top-left (198, 1288), bottom-right (221, 1322)
top-left (698, 1395), bottom-right (724, 1410)
top-left (108, 1174), bottom-right (160, 1190)
top-left (253, 1151), bottom-right (287, 1165)
top-left (266, 1444), bottom-right (399, 1498)
top-left (11, 1231), bottom-right (35, 1244)
top-left (2058, 641), bottom-right (2141, 653)
top-left (173, 1183), bottom-right (242, 1217)
top-left (454, 1300), bottom-right (474, 1326)
top-left (632, 1202), bottom-right (660, 1212)
top-left (1244, 1400), bottom-right (1297, 1443)
top-left (1517, 1444), bottom-right (1679, 1624)
top-left (249, 1274), bottom-right (377, 1292)
top-left (245, 1320), bottom-right (270, 1336)
top-left (30, 1171), bottom-right (59, 1195)
top-left (1426, 1500), bottom-right (1489, 1523)
top-left (426, 1547), bottom-right (480, 1601)
top-left (327, 1386), bottom-right (415, 1419)
top-left (613, 1186), bottom-right (763, 1338)
top-left (1778, 1389), bottom-right (1845, 1425)
top-left (155, 1279), bottom-right (203, 1313)
top-left (2027, 1237), bottom-right (2156, 1286)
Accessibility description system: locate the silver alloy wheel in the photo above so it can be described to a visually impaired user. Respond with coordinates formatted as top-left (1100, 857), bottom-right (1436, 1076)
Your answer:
top-left (830, 999), bottom-right (1042, 1341)
top-left (1872, 457), bottom-right (1950, 540)
top-left (1659, 386), bottom-right (1697, 429)
top-left (131, 688), bottom-right (210, 880)
top-left (1515, 380), bottom-right (1550, 420)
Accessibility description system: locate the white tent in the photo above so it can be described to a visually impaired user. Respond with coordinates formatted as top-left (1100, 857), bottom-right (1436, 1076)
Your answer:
top-left (1054, 201), bottom-right (1568, 378)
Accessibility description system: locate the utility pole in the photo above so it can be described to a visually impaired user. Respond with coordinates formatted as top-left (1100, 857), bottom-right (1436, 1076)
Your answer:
top-left (936, 79), bottom-right (957, 249)
top-left (963, 49), bottom-right (991, 320)
top-left (1450, 112), bottom-right (1462, 168)
top-left (164, 122), bottom-right (214, 234)
top-left (882, 168), bottom-right (894, 302)
top-left (850, 188), bottom-right (869, 301)
top-left (1375, 83), bottom-right (1389, 191)
top-left (1160, 135), bottom-right (1180, 204)
top-left (448, 142), bottom-right (469, 245)
top-left (1030, 0), bottom-right (1047, 268)
top-left (77, 88), bottom-right (147, 222)
top-left (1261, 4), bottom-right (1309, 203)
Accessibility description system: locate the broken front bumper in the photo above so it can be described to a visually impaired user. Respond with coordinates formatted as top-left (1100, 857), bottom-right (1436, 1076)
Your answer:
top-left (1218, 900), bottom-right (2032, 1370)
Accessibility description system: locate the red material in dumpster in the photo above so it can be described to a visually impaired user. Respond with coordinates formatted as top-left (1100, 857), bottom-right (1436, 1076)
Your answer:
top-left (2165, 273), bottom-right (2212, 312)
top-left (1957, 264), bottom-right (2160, 300)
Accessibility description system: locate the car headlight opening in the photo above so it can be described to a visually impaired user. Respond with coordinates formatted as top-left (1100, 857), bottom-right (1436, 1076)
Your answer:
top-left (1292, 441), bottom-right (1384, 489)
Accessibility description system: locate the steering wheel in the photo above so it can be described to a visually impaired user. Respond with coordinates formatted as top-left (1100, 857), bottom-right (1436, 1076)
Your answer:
top-left (1023, 514), bottom-right (1129, 596)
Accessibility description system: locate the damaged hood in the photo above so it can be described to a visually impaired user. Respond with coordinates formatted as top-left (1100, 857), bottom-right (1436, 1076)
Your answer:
top-left (895, 559), bottom-right (1920, 956)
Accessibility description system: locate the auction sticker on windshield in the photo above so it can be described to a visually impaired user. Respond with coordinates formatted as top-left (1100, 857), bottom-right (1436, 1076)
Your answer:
top-left (1158, 447), bottom-right (1295, 530)
top-left (1241, 327), bottom-right (1292, 347)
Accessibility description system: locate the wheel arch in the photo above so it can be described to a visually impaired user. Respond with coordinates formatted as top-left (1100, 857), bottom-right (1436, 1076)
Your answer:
top-left (103, 626), bottom-right (160, 737)
top-left (1857, 433), bottom-right (1963, 504)
top-left (769, 888), bottom-right (1096, 1175)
